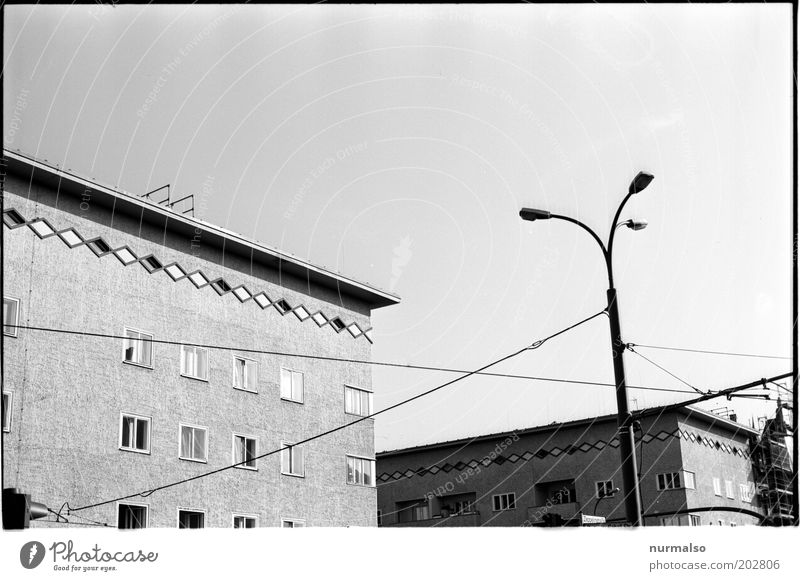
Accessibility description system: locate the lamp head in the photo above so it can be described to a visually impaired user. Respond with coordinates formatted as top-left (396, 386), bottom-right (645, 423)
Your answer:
top-left (624, 219), bottom-right (648, 231)
top-left (628, 172), bottom-right (654, 195)
top-left (519, 208), bottom-right (552, 221)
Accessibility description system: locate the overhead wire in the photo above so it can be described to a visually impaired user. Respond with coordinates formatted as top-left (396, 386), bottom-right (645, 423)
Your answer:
top-left (629, 343), bottom-right (790, 361)
top-left (8, 323), bottom-right (697, 396)
top-left (67, 309), bottom-right (608, 514)
top-left (627, 344), bottom-right (705, 394)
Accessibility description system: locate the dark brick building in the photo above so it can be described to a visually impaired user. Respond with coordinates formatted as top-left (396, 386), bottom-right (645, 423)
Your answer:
top-left (377, 407), bottom-right (765, 527)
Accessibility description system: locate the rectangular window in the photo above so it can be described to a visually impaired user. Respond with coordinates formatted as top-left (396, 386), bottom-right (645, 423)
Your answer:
top-left (181, 345), bottom-right (209, 380)
top-left (233, 515), bottom-right (258, 528)
top-left (377, 510), bottom-right (383, 526)
top-left (281, 519), bottom-right (305, 528)
top-left (413, 506), bottom-right (429, 520)
top-left (2, 391), bottom-right (11, 433)
top-left (739, 482), bottom-right (755, 503)
top-left (233, 434), bottom-right (257, 470)
top-left (3, 297), bottom-right (19, 337)
top-left (492, 493), bottom-right (516, 511)
top-left (344, 385), bottom-right (373, 417)
top-left (713, 477), bottom-right (722, 496)
top-left (656, 472), bottom-right (682, 490)
top-left (660, 515), bottom-right (697, 526)
top-left (118, 503), bottom-right (148, 529)
top-left (725, 480), bottom-right (735, 499)
top-left (178, 509), bottom-right (205, 529)
top-left (280, 368), bottom-right (304, 403)
top-left (396, 500), bottom-right (429, 523)
top-left (233, 356), bottom-right (257, 392)
top-left (123, 328), bottom-right (153, 367)
top-left (346, 455), bottom-right (376, 487)
top-left (683, 470), bottom-right (696, 490)
top-left (281, 442), bottom-right (304, 476)
top-left (454, 499), bottom-right (474, 514)
top-left (119, 413), bottom-right (151, 453)
top-left (179, 424), bottom-right (208, 462)
top-left (595, 480), bottom-right (614, 498)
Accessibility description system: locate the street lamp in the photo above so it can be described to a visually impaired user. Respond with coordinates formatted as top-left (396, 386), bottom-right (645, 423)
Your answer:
top-left (520, 171), bottom-right (654, 527)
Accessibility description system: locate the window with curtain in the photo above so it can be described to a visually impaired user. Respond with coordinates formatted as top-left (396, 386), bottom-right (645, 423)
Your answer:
top-left (178, 510), bottom-right (204, 529)
top-left (346, 455), bottom-right (375, 486)
top-left (123, 328), bottom-right (153, 367)
top-left (118, 504), bottom-right (147, 529)
top-left (120, 414), bottom-right (150, 453)
top-left (179, 425), bottom-right (207, 462)
top-left (344, 386), bottom-right (373, 416)
top-left (3, 297), bottom-right (19, 337)
top-left (281, 443), bottom-right (304, 476)
top-left (233, 357), bottom-right (257, 392)
top-left (181, 345), bottom-right (208, 380)
top-left (280, 368), bottom-right (303, 402)
top-left (234, 435), bottom-right (257, 469)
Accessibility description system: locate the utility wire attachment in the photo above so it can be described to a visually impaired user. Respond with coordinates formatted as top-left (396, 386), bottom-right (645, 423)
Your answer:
top-left (626, 344), bottom-right (705, 395)
top-left (526, 309), bottom-right (607, 350)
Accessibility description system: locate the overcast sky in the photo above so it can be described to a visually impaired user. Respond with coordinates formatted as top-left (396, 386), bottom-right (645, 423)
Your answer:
top-left (4, 4), bottom-right (793, 452)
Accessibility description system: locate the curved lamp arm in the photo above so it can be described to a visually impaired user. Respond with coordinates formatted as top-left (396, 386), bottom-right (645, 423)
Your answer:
top-left (607, 191), bottom-right (635, 268)
top-left (550, 214), bottom-right (613, 288)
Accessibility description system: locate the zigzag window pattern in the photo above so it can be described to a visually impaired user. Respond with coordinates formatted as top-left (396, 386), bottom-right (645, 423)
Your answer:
top-left (377, 428), bottom-right (750, 483)
top-left (3, 208), bottom-right (373, 342)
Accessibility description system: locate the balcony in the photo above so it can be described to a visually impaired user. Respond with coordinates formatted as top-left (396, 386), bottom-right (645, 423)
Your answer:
top-left (526, 502), bottom-right (580, 525)
top-left (384, 512), bottom-right (481, 527)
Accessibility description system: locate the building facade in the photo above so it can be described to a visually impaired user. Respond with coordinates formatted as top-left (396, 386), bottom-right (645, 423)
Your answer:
top-left (376, 407), bottom-right (765, 527)
top-left (2, 150), bottom-right (398, 528)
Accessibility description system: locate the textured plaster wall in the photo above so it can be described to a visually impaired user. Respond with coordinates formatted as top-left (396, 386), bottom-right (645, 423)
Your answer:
top-left (3, 176), bottom-right (379, 528)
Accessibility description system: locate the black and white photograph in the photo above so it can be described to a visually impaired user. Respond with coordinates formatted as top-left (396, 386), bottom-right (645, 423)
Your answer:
top-left (1, 2), bottom-right (797, 578)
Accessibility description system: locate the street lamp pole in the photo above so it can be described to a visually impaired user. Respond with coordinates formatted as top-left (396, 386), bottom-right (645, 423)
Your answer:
top-left (520, 171), bottom-right (654, 527)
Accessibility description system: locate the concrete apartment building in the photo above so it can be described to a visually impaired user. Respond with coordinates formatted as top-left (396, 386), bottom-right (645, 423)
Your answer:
top-left (376, 406), bottom-right (765, 527)
top-left (2, 150), bottom-right (398, 528)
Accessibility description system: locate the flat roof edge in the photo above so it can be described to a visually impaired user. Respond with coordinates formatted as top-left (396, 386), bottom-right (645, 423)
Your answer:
top-left (377, 404), bottom-right (759, 457)
top-left (3, 150), bottom-right (400, 308)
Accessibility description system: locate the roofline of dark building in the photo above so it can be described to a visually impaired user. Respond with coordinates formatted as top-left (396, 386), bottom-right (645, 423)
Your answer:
top-left (377, 405), bottom-right (760, 458)
top-left (2, 149), bottom-right (401, 309)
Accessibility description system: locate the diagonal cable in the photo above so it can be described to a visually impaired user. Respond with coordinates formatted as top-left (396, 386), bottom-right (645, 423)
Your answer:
top-left (67, 310), bottom-right (606, 514)
top-left (626, 344), bottom-right (705, 394)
